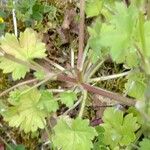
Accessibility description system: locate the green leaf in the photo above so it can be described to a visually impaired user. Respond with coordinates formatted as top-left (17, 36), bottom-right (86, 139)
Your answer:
top-left (88, 21), bottom-right (109, 62)
top-left (2, 87), bottom-right (58, 133)
top-left (15, 0), bottom-right (36, 21)
top-left (19, 28), bottom-right (46, 59)
top-left (139, 138), bottom-right (150, 150)
top-left (0, 23), bottom-right (5, 31)
top-left (124, 72), bottom-right (147, 100)
top-left (93, 126), bottom-right (107, 150)
top-left (59, 91), bottom-right (77, 107)
top-left (0, 10), bottom-right (7, 18)
top-left (7, 144), bottom-right (26, 150)
top-left (141, 21), bottom-right (150, 57)
top-left (0, 28), bottom-right (46, 80)
top-left (0, 58), bottom-right (29, 80)
top-left (52, 117), bottom-right (97, 150)
top-left (0, 100), bottom-right (7, 114)
top-left (101, 107), bottom-right (140, 148)
top-left (100, 2), bottom-right (138, 64)
top-left (37, 90), bottom-right (58, 113)
top-left (119, 114), bottom-right (139, 146)
top-left (85, 0), bottom-right (103, 18)
top-left (34, 70), bottom-right (45, 80)
top-left (127, 107), bottom-right (143, 125)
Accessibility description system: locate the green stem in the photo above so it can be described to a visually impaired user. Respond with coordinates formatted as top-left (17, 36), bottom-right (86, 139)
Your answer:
top-left (78, 90), bottom-right (87, 118)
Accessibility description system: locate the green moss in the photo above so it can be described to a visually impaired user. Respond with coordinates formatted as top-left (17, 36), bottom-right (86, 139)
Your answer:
top-left (94, 62), bottom-right (127, 93)
top-left (0, 71), bottom-right (11, 92)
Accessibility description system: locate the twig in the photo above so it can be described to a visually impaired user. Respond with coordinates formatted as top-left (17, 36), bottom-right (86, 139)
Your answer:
top-left (47, 89), bottom-right (65, 93)
top-left (12, 0), bottom-right (18, 37)
top-left (71, 48), bottom-right (75, 68)
top-left (89, 71), bottom-right (130, 83)
top-left (0, 79), bottom-right (38, 97)
top-left (77, 0), bottom-right (85, 71)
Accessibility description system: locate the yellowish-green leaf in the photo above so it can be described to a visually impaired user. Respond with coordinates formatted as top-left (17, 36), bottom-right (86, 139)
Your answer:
top-left (2, 87), bottom-right (58, 133)
top-left (85, 0), bottom-right (103, 18)
top-left (59, 91), bottom-right (77, 107)
top-left (0, 28), bottom-right (46, 80)
top-left (52, 117), bottom-right (97, 150)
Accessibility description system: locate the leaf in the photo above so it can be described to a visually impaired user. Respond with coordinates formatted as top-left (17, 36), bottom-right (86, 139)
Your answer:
top-left (127, 107), bottom-right (143, 125)
top-left (88, 21), bottom-right (109, 62)
top-left (59, 91), bottom-right (77, 107)
top-left (37, 90), bottom-right (58, 113)
top-left (0, 28), bottom-right (46, 80)
top-left (139, 138), bottom-right (150, 150)
top-left (119, 114), bottom-right (139, 146)
top-left (52, 117), bottom-right (97, 150)
top-left (6, 144), bottom-right (26, 150)
top-left (124, 72), bottom-right (147, 100)
top-left (2, 87), bottom-right (58, 133)
top-left (142, 21), bottom-right (150, 58)
top-left (15, 0), bottom-right (36, 21)
top-left (93, 126), bottom-right (107, 150)
top-left (100, 2), bottom-right (138, 65)
top-left (34, 70), bottom-right (45, 80)
top-left (19, 28), bottom-right (46, 59)
top-left (101, 107), bottom-right (140, 148)
top-left (0, 100), bottom-right (7, 114)
top-left (85, 0), bottom-right (103, 18)
top-left (0, 58), bottom-right (29, 80)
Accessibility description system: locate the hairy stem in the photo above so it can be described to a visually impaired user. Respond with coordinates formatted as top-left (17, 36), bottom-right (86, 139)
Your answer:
top-left (0, 79), bottom-right (38, 97)
top-left (18, 73), bottom-right (56, 97)
top-left (57, 74), bottom-right (136, 106)
top-left (82, 83), bottom-right (136, 106)
top-left (77, 0), bottom-right (85, 71)
top-left (78, 90), bottom-right (87, 118)
top-left (89, 71), bottom-right (130, 83)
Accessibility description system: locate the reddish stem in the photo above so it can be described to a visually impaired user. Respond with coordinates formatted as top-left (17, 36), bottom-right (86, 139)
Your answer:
top-left (57, 74), bottom-right (136, 106)
top-left (77, 0), bottom-right (85, 70)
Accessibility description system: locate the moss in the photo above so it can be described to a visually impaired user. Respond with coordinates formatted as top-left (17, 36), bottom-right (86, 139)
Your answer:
top-left (94, 62), bottom-right (127, 93)
top-left (0, 71), bottom-right (11, 92)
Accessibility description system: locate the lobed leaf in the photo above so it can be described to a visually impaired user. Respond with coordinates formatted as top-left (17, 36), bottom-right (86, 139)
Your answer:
top-left (59, 91), bottom-right (77, 107)
top-left (52, 117), bottom-right (97, 150)
top-left (0, 28), bottom-right (46, 80)
top-left (101, 107), bottom-right (140, 148)
top-left (2, 87), bottom-right (58, 133)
